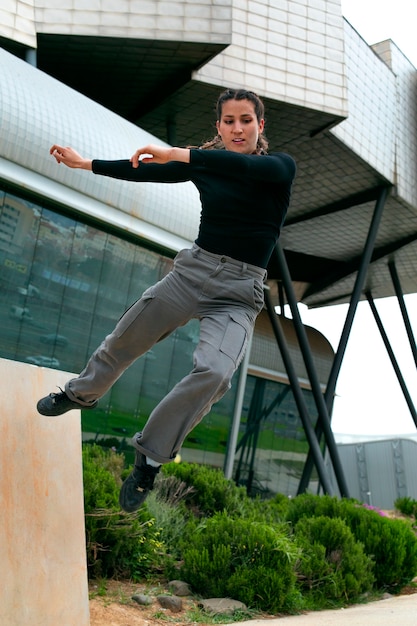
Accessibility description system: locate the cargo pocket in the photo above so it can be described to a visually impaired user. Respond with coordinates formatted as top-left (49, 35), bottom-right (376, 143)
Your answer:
top-left (114, 286), bottom-right (155, 338)
top-left (219, 313), bottom-right (249, 367)
top-left (252, 276), bottom-right (265, 312)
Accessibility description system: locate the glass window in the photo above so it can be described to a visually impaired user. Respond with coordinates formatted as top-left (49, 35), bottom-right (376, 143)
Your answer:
top-left (0, 182), bottom-right (310, 494)
top-left (0, 192), bottom-right (46, 363)
top-left (234, 375), bottom-right (318, 497)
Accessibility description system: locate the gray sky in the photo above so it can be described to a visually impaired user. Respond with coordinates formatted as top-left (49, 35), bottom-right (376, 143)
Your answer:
top-left (341, 0), bottom-right (417, 67)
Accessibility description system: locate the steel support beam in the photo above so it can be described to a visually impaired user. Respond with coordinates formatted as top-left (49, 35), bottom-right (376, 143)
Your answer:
top-left (224, 332), bottom-right (253, 479)
top-left (264, 287), bottom-right (334, 495)
top-left (298, 185), bottom-right (390, 494)
top-left (274, 243), bottom-right (349, 497)
top-left (365, 290), bottom-right (417, 428)
top-left (388, 260), bottom-right (417, 369)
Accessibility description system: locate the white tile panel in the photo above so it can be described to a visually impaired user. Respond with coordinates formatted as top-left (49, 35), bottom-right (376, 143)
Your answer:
top-left (1, 0), bottom-right (415, 226)
top-left (32, 0), bottom-right (233, 44)
top-left (330, 20), bottom-right (417, 211)
top-left (7, 0), bottom-right (346, 115)
top-left (0, 1), bottom-right (36, 47)
top-left (331, 22), bottom-right (397, 182)
top-left (385, 43), bottom-right (417, 208)
top-left (0, 48), bottom-right (201, 250)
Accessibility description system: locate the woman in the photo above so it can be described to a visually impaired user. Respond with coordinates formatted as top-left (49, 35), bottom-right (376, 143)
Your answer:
top-left (37, 88), bottom-right (296, 512)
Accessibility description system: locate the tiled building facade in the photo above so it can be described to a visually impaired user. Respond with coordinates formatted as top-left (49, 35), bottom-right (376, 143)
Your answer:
top-left (1, 0), bottom-right (416, 500)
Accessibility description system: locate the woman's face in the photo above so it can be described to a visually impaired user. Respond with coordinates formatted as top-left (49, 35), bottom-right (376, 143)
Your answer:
top-left (216, 98), bottom-right (264, 154)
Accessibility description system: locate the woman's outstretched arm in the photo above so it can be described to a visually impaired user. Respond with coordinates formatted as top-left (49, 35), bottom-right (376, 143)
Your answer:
top-left (50, 145), bottom-right (93, 170)
top-left (49, 143), bottom-right (191, 170)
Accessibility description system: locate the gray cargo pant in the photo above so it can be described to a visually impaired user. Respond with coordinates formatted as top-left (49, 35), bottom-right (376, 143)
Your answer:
top-left (65, 244), bottom-right (266, 463)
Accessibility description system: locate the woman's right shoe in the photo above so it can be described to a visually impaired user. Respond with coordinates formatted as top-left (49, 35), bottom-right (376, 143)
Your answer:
top-left (119, 451), bottom-right (160, 512)
top-left (37, 388), bottom-right (98, 416)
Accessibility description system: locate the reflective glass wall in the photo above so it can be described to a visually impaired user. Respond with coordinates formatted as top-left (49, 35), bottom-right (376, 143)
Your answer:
top-left (235, 376), bottom-right (319, 498)
top-left (0, 181), bottom-right (318, 493)
top-left (0, 184), bottom-right (238, 466)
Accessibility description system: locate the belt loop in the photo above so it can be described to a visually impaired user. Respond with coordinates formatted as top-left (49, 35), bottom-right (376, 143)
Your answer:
top-left (212, 262), bottom-right (224, 277)
top-left (191, 244), bottom-right (200, 258)
top-left (241, 262), bottom-right (247, 274)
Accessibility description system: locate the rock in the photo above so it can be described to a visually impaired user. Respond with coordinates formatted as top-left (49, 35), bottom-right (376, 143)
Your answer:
top-left (132, 593), bottom-right (153, 606)
top-left (157, 595), bottom-right (183, 612)
top-left (168, 580), bottom-right (192, 596)
top-left (199, 598), bottom-right (247, 615)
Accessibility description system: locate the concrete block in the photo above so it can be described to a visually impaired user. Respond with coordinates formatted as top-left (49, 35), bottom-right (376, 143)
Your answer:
top-left (0, 359), bottom-right (89, 625)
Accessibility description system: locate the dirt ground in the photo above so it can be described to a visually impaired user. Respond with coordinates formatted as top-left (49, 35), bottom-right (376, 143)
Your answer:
top-left (89, 579), bottom-right (211, 626)
top-left (90, 598), bottom-right (150, 626)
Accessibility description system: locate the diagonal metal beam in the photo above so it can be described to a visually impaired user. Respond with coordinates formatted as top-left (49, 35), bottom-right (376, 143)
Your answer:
top-left (285, 186), bottom-right (386, 226)
top-left (366, 290), bottom-right (417, 428)
top-left (304, 230), bottom-right (417, 301)
top-left (298, 185), bottom-right (390, 494)
top-left (274, 243), bottom-right (349, 496)
top-left (388, 260), bottom-right (417, 369)
top-left (264, 287), bottom-right (335, 495)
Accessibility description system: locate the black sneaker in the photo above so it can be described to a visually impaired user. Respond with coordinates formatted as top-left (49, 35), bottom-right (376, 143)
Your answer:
top-left (119, 450), bottom-right (160, 513)
top-left (37, 388), bottom-right (98, 416)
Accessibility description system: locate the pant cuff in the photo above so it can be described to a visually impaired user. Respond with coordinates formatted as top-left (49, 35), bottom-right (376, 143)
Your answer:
top-left (64, 380), bottom-right (98, 407)
top-left (131, 432), bottom-right (174, 465)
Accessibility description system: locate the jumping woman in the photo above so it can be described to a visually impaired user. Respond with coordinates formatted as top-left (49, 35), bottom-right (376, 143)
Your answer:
top-left (37, 88), bottom-right (296, 512)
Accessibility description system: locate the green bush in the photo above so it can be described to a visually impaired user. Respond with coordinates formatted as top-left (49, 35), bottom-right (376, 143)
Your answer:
top-left (285, 493), bottom-right (345, 526)
top-left (395, 496), bottom-right (417, 518)
top-left (146, 474), bottom-right (196, 561)
top-left (294, 515), bottom-right (374, 605)
top-left (161, 462), bottom-right (295, 524)
top-left (243, 492), bottom-right (291, 524)
top-left (81, 448), bottom-right (417, 609)
top-left (82, 444), bottom-right (167, 580)
top-left (162, 461), bottom-right (250, 517)
top-left (227, 565), bottom-right (297, 614)
top-left (286, 493), bottom-right (417, 589)
top-left (179, 512), bottom-right (299, 612)
top-left (340, 502), bottom-right (417, 588)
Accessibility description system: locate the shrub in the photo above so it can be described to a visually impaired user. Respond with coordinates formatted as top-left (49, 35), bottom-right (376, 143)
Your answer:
top-left (395, 496), bottom-right (417, 518)
top-left (294, 515), bottom-right (374, 605)
top-left (340, 501), bottom-right (417, 588)
top-left (180, 512), bottom-right (299, 612)
top-left (245, 492), bottom-right (291, 524)
top-left (227, 565), bottom-right (297, 614)
top-left (285, 493), bottom-right (344, 526)
top-left (82, 444), bottom-right (167, 580)
top-left (286, 493), bottom-right (417, 590)
top-left (162, 461), bottom-right (251, 517)
top-left (81, 448), bottom-right (417, 606)
top-left (146, 474), bottom-right (196, 561)
top-left (82, 442), bottom-right (122, 511)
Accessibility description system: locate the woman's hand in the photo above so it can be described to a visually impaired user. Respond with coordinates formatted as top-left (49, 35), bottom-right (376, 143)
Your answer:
top-left (130, 145), bottom-right (190, 168)
top-left (50, 145), bottom-right (92, 170)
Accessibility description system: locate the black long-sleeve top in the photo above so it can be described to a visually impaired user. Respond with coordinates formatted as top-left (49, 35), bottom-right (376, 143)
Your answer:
top-left (92, 148), bottom-right (296, 268)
